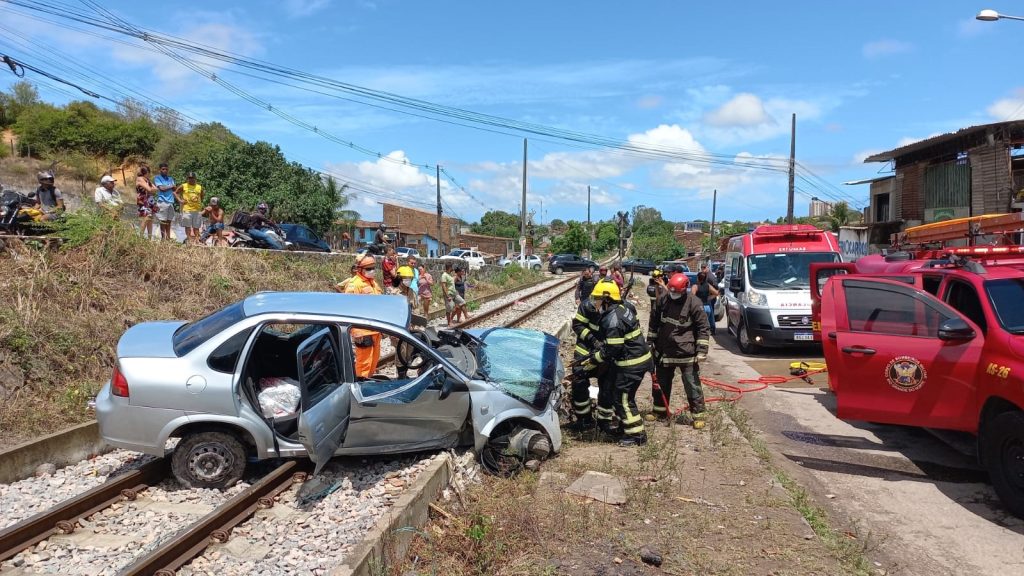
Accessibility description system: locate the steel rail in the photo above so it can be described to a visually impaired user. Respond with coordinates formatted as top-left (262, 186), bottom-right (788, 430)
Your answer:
top-left (118, 460), bottom-right (309, 576)
top-left (0, 458), bottom-right (168, 562)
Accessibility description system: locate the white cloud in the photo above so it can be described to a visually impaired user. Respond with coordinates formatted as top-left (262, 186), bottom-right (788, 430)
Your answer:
top-left (284, 0), bottom-right (332, 17)
top-left (704, 93), bottom-right (772, 127)
top-left (636, 95), bottom-right (664, 110)
top-left (987, 89), bottom-right (1024, 120)
top-left (862, 39), bottom-right (913, 59)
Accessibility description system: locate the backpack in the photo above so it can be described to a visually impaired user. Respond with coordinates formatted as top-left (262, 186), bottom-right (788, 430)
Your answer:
top-left (229, 210), bottom-right (251, 229)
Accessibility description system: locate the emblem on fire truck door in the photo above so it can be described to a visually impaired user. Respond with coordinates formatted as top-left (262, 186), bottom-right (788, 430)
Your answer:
top-left (885, 356), bottom-right (927, 392)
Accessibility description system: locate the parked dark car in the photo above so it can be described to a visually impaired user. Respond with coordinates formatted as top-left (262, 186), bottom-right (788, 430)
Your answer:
top-left (279, 224), bottom-right (331, 253)
top-left (621, 258), bottom-right (657, 274)
top-left (548, 254), bottom-right (597, 274)
top-left (658, 261), bottom-right (690, 275)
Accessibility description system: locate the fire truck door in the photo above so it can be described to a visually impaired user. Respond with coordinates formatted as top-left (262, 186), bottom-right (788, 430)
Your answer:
top-left (828, 277), bottom-right (982, 431)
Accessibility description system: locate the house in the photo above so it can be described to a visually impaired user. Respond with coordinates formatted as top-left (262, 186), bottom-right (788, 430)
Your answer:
top-left (457, 233), bottom-right (516, 258)
top-left (858, 120), bottom-right (1024, 245)
top-left (809, 197), bottom-right (832, 217)
top-left (673, 229), bottom-right (706, 257)
top-left (381, 203), bottom-right (461, 257)
top-left (352, 220), bottom-right (381, 248)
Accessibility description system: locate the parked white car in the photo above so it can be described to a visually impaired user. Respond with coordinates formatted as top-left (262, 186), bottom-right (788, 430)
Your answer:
top-left (440, 249), bottom-right (486, 270)
top-left (499, 254), bottom-right (543, 271)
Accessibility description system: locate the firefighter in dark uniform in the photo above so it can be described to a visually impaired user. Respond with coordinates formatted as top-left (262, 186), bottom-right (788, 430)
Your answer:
top-left (575, 266), bottom-right (597, 305)
top-left (591, 280), bottom-right (654, 446)
top-left (646, 268), bottom-right (665, 309)
top-left (647, 273), bottom-right (711, 428)
top-left (565, 292), bottom-right (603, 431)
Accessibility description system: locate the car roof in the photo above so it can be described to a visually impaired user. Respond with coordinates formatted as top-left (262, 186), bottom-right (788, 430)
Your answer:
top-left (242, 292), bottom-right (410, 327)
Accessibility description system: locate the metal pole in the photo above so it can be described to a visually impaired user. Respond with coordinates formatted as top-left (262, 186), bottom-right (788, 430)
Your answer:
top-left (710, 188), bottom-right (717, 256)
top-left (436, 164), bottom-right (442, 256)
top-left (787, 113), bottom-right (796, 225)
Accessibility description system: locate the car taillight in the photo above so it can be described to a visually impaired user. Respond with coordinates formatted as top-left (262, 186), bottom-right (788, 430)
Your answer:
top-left (111, 365), bottom-right (129, 398)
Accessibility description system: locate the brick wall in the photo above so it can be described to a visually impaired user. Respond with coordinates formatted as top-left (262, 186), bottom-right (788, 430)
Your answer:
top-left (458, 233), bottom-right (515, 256)
top-left (969, 144), bottom-right (1013, 214)
top-left (382, 204), bottom-right (460, 248)
top-left (897, 162), bottom-right (923, 221)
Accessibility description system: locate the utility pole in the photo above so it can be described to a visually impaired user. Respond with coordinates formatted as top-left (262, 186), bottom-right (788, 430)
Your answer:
top-left (436, 164), bottom-right (442, 257)
top-left (710, 189), bottom-right (717, 259)
top-left (587, 185), bottom-right (593, 246)
top-left (520, 138), bottom-right (528, 262)
top-left (786, 113), bottom-right (796, 225)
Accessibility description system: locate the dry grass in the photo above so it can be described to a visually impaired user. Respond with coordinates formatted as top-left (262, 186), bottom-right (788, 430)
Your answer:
top-left (0, 215), bottom-right (539, 447)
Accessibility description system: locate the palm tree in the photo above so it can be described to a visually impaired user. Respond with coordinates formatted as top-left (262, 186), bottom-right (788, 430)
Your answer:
top-left (829, 201), bottom-right (851, 232)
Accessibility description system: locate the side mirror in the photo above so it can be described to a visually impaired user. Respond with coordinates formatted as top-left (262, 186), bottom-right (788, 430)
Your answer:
top-left (730, 277), bottom-right (744, 293)
top-left (437, 368), bottom-right (455, 400)
top-left (938, 317), bottom-right (976, 341)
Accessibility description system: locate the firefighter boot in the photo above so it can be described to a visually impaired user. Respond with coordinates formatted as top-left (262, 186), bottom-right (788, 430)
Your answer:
top-left (565, 414), bottom-right (596, 433)
top-left (597, 419), bottom-right (624, 438)
top-left (619, 432), bottom-right (648, 447)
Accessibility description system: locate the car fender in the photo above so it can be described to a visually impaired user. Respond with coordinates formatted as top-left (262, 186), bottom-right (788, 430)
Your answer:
top-left (163, 413), bottom-right (270, 457)
top-left (473, 408), bottom-right (562, 453)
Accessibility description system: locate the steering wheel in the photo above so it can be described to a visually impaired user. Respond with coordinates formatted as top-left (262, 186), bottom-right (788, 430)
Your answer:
top-left (396, 339), bottom-right (426, 371)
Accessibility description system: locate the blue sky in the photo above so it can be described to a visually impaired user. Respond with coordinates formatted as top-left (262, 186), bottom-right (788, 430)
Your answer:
top-left (1, 1), bottom-right (1021, 224)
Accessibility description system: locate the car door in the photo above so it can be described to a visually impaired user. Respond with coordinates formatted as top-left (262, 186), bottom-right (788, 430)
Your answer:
top-left (824, 277), bottom-right (983, 431)
top-left (340, 327), bottom-right (470, 451)
top-left (294, 328), bottom-right (351, 474)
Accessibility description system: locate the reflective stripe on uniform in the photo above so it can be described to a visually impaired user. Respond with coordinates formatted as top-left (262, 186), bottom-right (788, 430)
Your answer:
top-left (574, 313), bottom-right (589, 323)
top-left (661, 356), bottom-right (696, 365)
top-left (606, 337), bottom-right (625, 344)
top-left (579, 327), bottom-right (592, 340)
top-left (652, 405), bottom-right (667, 413)
top-left (646, 330), bottom-right (658, 339)
top-left (593, 350), bottom-right (603, 363)
top-left (660, 315), bottom-right (692, 329)
top-left (575, 345), bottom-right (590, 355)
top-left (696, 339), bottom-right (710, 347)
top-left (622, 393), bottom-right (645, 434)
top-left (615, 350), bottom-right (652, 367)
top-left (595, 406), bottom-right (614, 421)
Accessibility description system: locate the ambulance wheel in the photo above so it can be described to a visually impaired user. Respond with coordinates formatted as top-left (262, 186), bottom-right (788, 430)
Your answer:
top-left (982, 411), bottom-right (1024, 518)
top-left (737, 320), bottom-right (760, 355)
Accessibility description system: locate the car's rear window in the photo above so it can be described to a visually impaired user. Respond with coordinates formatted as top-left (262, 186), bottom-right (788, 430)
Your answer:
top-left (173, 302), bottom-right (247, 357)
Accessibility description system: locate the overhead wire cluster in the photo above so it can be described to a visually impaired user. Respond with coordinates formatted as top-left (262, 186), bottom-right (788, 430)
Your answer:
top-left (0, 0), bottom-right (865, 214)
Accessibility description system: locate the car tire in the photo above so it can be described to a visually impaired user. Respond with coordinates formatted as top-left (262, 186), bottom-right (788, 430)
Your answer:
top-left (555, 266), bottom-right (564, 275)
top-left (532, 264), bottom-right (541, 271)
top-left (736, 319), bottom-right (760, 355)
top-left (171, 431), bottom-right (247, 489)
top-left (715, 307), bottom-right (725, 322)
top-left (982, 411), bottom-right (1024, 518)
top-left (233, 240), bottom-right (252, 249)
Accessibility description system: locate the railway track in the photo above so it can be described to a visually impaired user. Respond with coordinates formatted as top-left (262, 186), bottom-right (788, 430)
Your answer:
top-left (0, 273), bottom-right (584, 575)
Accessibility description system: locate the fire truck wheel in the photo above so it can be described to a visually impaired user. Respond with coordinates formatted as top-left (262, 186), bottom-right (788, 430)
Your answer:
top-left (736, 320), bottom-right (760, 355)
top-left (983, 411), bottom-right (1024, 518)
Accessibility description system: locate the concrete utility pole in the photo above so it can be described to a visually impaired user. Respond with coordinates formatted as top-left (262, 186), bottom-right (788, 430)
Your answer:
top-left (787, 113), bottom-right (796, 225)
top-left (710, 188), bottom-right (717, 254)
top-left (520, 138), bottom-right (528, 262)
top-left (587, 185), bottom-right (593, 244)
top-left (436, 164), bottom-right (442, 256)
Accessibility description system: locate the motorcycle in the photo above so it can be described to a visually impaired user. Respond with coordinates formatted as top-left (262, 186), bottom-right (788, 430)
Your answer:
top-left (229, 226), bottom-right (293, 251)
top-left (0, 189), bottom-right (48, 236)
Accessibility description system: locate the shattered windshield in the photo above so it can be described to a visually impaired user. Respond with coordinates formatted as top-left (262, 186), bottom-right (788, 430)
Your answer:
top-left (474, 328), bottom-right (563, 410)
top-left (747, 252), bottom-right (840, 289)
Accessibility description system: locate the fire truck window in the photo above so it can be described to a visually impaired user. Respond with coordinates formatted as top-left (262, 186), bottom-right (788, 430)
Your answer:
top-left (922, 275), bottom-right (942, 296)
top-left (844, 284), bottom-right (945, 337)
top-left (986, 279), bottom-right (1024, 333)
top-left (944, 281), bottom-right (987, 334)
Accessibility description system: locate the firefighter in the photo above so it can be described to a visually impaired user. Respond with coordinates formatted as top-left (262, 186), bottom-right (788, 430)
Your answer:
top-left (565, 289), bottom-right (603, 432)
top-left (591, 280), bottom-right (654, 446)
top-left (646, 268), bottom-right (666, 309)
top-left (344, 255), bottom-right (383, 377)
top-left (647, 273), bottom-right (711, 428)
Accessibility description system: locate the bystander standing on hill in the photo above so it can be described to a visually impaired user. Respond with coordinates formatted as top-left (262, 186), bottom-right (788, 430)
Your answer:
top-left (153, 163), bottom-right (177, 241)
top-left (199, 197), bottom-right (225, 246)
top-left (93, 174), bottom-right (123, 218)
top-left (135, 165), bottom-right (157, 239)
top-left (176, 172), bottom-right (203, 245)
top-left (417, 264), bottom-right (433, 313)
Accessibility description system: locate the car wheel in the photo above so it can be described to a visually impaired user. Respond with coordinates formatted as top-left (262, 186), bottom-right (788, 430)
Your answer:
top-left (737, 320), bottom-right (760, 355)
top-left (715, 307), bottom-right (725, 322)
top-left (233, 240), bottom-right (252, 249)
top-left (555, 266), bottom-right (564, 275)
top-left (532, 264), bottom-right (541, 271)
top-left (171, 431), bottom-right (247, 489)
top-left (983, 411), bottom-right (1024, 518)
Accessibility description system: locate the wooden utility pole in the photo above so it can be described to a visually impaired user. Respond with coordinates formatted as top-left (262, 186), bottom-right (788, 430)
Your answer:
top-left (436, 164), bottom-right (442, 256)
top-left (520, 138), bottom-right (527, 260)
top-left (787, 113), bottom-right (796, 225)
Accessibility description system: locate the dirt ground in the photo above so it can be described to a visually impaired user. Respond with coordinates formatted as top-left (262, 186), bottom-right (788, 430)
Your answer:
top-left (396, 295), bottom-right (873, 575)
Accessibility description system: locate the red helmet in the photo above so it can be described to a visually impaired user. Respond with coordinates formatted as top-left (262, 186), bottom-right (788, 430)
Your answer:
top-left (667, 273), bottom-right (690, 294)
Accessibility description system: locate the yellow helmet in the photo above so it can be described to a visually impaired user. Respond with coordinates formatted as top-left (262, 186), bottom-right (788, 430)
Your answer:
top-left (397, 265), bottom-right (415, 278)
top-left (651, 268), bottom-right (663, 277)
top-left (591, 280), bottom-right (621, 301)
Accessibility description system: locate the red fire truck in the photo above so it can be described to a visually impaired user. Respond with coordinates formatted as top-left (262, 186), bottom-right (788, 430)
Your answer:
top-left (811, 213), bottom-right (1024, 516)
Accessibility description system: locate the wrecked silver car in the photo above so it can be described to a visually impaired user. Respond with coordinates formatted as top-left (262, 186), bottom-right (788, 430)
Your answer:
top-left (94, 292), bottom-right (563, 487)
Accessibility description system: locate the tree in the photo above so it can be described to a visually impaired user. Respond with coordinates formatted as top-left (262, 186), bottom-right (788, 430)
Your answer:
top-left (471, 210), bottom-right (520, 238)
top-left (549, 221), bottom-right (590, 255)
top-left (548, 218), bottom-right (566, 231)
top-left (829, 202), bottom-right (851, 232)
top-left (631, 205), bottom-right (662, 229)
top-left (592, 222), bottom-right (620, 253)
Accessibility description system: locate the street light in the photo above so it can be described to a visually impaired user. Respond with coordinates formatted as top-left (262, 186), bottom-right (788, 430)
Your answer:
top-left (976, 9), bottom-right (1024, 21)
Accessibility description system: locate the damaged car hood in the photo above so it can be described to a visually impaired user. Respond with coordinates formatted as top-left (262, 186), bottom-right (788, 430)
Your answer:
top-left (468, 328), bottom-right (564, 410)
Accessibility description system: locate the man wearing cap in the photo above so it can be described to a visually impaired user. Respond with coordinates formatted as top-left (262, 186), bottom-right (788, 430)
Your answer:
top-left (175, 172), bottom-right (204, 245)
top-left (344, 255), bottom-right (384, 377)
top-left (200, 197), bottom-right (225, 246)
top-left (153, 163), bottom-right (177, 241)
top-left (93, 174), bottom-right (123, 218)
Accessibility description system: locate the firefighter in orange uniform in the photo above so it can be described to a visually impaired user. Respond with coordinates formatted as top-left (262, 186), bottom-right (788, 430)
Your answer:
top-left (344, 255), bottom-right (383, 377)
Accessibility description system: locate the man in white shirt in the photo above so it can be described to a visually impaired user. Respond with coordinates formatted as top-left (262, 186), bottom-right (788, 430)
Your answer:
top-left (94, 174), bottom-right (123, 217)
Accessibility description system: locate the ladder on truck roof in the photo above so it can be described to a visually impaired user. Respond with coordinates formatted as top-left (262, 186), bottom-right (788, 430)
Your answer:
top-left (892, 213), bottom-right (1024, 247)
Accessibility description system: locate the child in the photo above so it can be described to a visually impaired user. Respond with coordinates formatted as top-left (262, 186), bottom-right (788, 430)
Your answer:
top-left (199, 197), bottom-right (225, 246)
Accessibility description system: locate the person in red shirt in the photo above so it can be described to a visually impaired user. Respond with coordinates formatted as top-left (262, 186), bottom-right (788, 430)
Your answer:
top-left (611, 263), bottom-right (625, 289)
top-left (381, 247), bottom-right (399, 292)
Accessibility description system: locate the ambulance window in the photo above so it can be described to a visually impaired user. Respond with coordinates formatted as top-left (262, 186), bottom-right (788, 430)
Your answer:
top-left (844, 281), bottom-right (947, 337)
top-left (922, 275), bottom-right (942, 296)
top-left (944, 280), bottom-right (987, 334)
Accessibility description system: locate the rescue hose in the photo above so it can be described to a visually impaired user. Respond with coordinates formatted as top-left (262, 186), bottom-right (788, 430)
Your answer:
top-left (656, 362), bottom-right (828, 411)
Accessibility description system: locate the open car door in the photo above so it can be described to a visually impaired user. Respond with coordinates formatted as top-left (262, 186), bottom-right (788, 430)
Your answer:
top-left (823, 276), bottom-right (983, 431)
top-left (810, 262), bottom-right (857, 339)
top-left (295, 328), bottom-right (351, 475)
